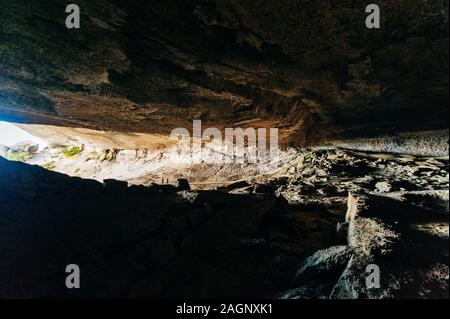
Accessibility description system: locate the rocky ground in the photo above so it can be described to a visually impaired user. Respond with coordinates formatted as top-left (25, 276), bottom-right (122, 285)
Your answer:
top-left (0, 0), bottom-right (447, 300)
top-left (0, 146), bottom-right (448, 298)
top-left (275, 148), bottom-right (449, 298)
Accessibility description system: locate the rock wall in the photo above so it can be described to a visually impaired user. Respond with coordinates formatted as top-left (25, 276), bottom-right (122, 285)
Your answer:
top-left (0, 1), bottom-right (448, 144)
top-left (332, 130), bottom-right (449, 157)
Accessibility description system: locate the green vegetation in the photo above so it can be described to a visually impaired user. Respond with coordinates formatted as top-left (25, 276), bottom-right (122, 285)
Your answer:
top-left (42, 161), bottom-right (56, 170)
top-left (5, 151), bottom-right (34, 162)
top-left (61, 146), bottom-right (83, 158)
top-left (303, 151), bottom-right (314, 162)
top-left (1, 143), bottom-right (37, 162)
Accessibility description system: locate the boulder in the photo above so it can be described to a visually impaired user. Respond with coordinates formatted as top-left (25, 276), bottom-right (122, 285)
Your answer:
top-left (11, 141), bottom-right (39, 153)
top-left (218, 180), bottom-right (250, 192)
top-left (333, 191), bottom-right (448, 298)
top-left (330, 255), bottom-right (394, 299)
top-left (295, 245), bottom-right (352, 285)
top-left (347, 217), bottom-right (400, 256)
top-left (177, 178), bottom-right (191, 191)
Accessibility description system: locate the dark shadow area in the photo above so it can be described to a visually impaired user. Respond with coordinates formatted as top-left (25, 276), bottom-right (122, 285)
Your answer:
top-left (0, 157), bottom-right (339, 298)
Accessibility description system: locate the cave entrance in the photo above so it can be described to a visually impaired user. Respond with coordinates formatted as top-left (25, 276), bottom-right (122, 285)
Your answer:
top-left (0, 121), bottom-right (48, 161)
top-left (0, 121), bottom-right (47, 149)
top-left (0, 121), bottom-right (292, 190)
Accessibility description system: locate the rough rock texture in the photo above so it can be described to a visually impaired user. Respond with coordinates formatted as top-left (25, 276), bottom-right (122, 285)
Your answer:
top-left (295, 245), bottom-right (352, 284)
top-left (274, 148), bottom-right (448, 299)
top-left (1, 145), bottom-right (448, 298)
top-left (332, 131), bottom-right (449, 157)
top-left (0, 0), bottom-right (448, 144)
top-left (0, 156), bottom-right (339, 298)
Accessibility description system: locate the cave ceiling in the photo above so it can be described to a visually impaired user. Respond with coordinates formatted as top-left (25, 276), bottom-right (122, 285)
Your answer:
top-left (0, 0), bottom-right (448, 145)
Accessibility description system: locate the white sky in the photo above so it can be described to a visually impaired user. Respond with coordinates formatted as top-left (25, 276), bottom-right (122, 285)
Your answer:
top-left (0, 121), bottom-right (46, 148)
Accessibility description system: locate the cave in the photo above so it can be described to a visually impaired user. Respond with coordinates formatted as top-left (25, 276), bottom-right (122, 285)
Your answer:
top-left (0, 1), bottom-right (448, 300)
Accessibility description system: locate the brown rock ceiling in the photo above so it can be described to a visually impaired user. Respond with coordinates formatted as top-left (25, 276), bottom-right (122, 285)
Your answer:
top-left (0, 0), bottom-right (448, 145)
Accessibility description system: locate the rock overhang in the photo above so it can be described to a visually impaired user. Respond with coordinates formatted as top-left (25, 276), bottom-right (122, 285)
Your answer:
top-left (0, 0), bottom-right (448, 146)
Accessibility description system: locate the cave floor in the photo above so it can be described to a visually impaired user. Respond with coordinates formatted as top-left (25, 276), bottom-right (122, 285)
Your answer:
top-left (0, 147), bottom-right (448, 298)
